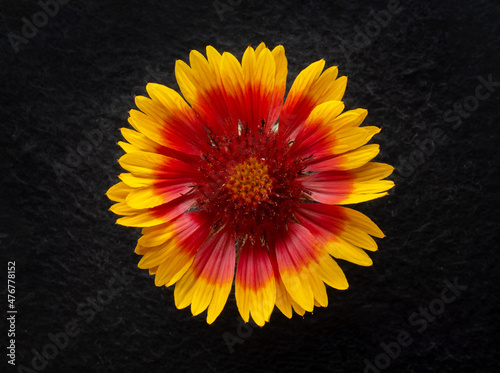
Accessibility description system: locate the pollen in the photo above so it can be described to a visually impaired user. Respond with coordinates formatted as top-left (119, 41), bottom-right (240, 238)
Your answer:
top-left (226, 158), bottom-right (273, 207)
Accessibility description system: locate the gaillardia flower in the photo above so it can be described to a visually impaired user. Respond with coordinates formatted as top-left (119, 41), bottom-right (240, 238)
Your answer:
top-left (107, 43), bottom-right (393, 326)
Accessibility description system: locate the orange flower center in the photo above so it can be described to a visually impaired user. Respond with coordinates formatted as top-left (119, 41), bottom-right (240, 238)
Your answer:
top-left (225, 158), bottom-right (273, 207)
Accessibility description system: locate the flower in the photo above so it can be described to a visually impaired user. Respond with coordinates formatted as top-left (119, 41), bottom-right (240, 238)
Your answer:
top-left (107, 43), bottom-right (394, 326)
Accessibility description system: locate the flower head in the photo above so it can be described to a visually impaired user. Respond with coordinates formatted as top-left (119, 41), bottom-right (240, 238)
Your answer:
top-left (107, 43), bottom-right (394, 326)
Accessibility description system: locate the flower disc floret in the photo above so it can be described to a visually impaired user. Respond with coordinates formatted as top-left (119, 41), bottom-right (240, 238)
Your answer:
top-left (226, 157), bottom-right (272, 205)
top-left (197, 129), bottom-right (305, 237)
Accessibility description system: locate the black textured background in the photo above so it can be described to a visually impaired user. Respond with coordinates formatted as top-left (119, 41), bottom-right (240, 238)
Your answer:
top-left (2, 0), bottom-right (500, 372)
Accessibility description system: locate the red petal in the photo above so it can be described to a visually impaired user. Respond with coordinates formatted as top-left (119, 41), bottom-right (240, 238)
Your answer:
top-left (295, 203), bottom-right (346, 242)
top-left (301, 171), bottom-right (354, 204)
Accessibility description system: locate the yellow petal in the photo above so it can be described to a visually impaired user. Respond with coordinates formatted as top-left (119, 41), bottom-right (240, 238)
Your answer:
top-left (207, 280), bottom-right (233, 324)
top-left (315, 253), bottom-right (349, 290)
top-left (106, 181), bottom-right (133, 202)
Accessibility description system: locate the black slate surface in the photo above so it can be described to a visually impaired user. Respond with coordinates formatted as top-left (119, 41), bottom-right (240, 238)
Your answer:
top-left (1, 0), bottom-right (499, 372)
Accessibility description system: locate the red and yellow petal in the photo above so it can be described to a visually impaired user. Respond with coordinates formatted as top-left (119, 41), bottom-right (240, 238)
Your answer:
top-left (118, 152), bottom-right (197, 178)
top-left (240, 45), bottom-right (280, 132)
top-left (235, 239), bottom-right (276, 326)
top-left (307, 144), bottom-right (380, 173)
top-left (279, 60), bottom-right (347, 140)
top-left (114, 151), bottom-right (201, 209)
top-left (136, 212), bottom-right (213, 287)
top-left (176, 47), bottom-right (236, 135)
top-left (116, 194), bottom-right (195, 227)
top-left (176, 44), bottom-right (287, 136)
top-left (267, 45), bottom-right (288, 127)
top-left (125, 181), bottom-right (193, 210)
top-left (296, 203), bottom-right (384, 266)
top-left (271, 223), bottom-right (347, 314)
top-left (174, 229), bottom-right (236, 324)
top-left (219, 45), bottom-right (282, 133)
top-left (128, 83), bottom-right (207, 157)
top-left (301, 162), bottom-right (394, 205)
top-left (291, 103), bottom-right (380, 171)
top-left (290, 100), bottom-right (345, 157)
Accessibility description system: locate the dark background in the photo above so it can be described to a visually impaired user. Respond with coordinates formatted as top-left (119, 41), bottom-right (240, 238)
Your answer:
top-left (1, 0), bottom-right (499, 372)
